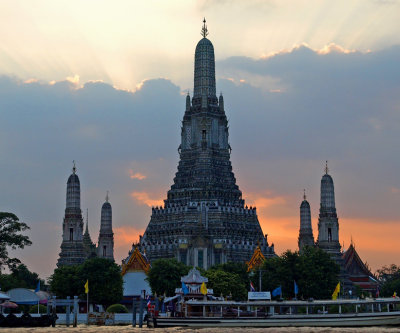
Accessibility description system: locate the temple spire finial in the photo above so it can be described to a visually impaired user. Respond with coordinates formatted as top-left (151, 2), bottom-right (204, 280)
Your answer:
top-left (201, 18), bottom-right (209, 38)
top-left (303, 189), bottom-right (306, 200)
top-left (72, 160), bottom-right (76, 174)
top-left (325, 160), bottom-right (329, 174)
top-left (106, 190), bottom-right (109, 202)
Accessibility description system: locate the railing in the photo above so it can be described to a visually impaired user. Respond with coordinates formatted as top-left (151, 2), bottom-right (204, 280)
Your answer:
top-left (183, 298), bottom-right (400, 318)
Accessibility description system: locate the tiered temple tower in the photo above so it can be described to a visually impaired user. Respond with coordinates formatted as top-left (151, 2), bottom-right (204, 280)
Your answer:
top-left (97, 192), bottom-right (114, 260)
top-left (139, 20), bottom-right (274, 269)
top-left (298, 190), bottom-right (314, 252)
top-left (316, 162), bottom-right (352, 291)
top-left (57, 162), bottom-right (87, 266)
top-left (317, 162), bottom-right (341, 256)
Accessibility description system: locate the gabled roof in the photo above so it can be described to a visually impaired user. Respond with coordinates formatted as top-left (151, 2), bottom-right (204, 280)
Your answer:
top-left (342, 243), bottom-right (372, 277)
top-left (181, 267), bottom-right (208, 284)
top-left (246, 245), bottom-right (266, 272)
top-left (121, 246), bottom-right (151, 276)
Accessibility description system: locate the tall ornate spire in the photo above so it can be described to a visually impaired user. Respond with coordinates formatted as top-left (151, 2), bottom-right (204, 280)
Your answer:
top-left (193, 18), bottom-right (216, 102)
top-left (317, 162), bottom-right (341, 254)
top-left (320, 162), bottom-right (335, 209)
top-left (98, 193), bottom-right (114, 260)
top-left (139, 20), bottom-right (275, 268)
top-left (201, 18), bottom-right (209, 38)
top-left (298, 190), bottom-right (314, 251)
top-left (58, 163), bottom-right (86, 267)
top-left (66, 161), bottom-right (81, 211)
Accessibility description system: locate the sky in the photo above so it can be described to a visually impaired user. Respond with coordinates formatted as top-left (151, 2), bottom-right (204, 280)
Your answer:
top-left (1, 0), bottom-right (400, 279)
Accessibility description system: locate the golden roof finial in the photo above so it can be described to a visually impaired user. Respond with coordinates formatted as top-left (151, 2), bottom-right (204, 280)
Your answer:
top-left (325, 160), bottom-right (329, 174)
top-left (201, 18), bottom-right (209, 38)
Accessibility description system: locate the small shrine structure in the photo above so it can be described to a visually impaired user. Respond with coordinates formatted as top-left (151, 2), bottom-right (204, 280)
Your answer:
top-left (175, 268), bottom-right (213, 300)
top-left (121, 246), bottom-right (151, 298)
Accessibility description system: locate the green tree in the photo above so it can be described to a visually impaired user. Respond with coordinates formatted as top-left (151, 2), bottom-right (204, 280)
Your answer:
top-left (212, 262), bottom-right (250, 288)
top-left (376, 264), bottom-right (400, 297)
top-left (204, 270), bottom-right (247, 301)
top-left (261, 247), bottom-right (339, 299)
top-left (49, 265), bottom-right (83, 298)
top-left (0, 212), bottom-right (32, 271)
top-left (49, 258), bottom-right (123, 308)
top-left (80, 258), bottom-right (123, 308)
top-left (260, 256), bottom-right (284, 295)
top-left (297, 246), bottom-right (339, 299)
top-left (146, 258), bottom-right (190, 296)
top-left (0, 263), bottom-right (44, 291)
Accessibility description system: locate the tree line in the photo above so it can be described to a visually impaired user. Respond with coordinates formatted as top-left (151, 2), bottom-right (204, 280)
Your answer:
top-left (1, 211), bottom-right (400, 306)
top-left (147, 247), bottom-right (340, 300)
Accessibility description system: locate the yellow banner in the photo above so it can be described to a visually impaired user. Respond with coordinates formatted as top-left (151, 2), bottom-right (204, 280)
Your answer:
top-left (332, 282), bottom-right (340, 300)
top-left (200, 282), bottom-right (207, 295)
top-left (84, 280), bottom-right (89, 294)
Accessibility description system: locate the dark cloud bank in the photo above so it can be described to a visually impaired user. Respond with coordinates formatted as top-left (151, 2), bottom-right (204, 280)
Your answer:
top-left (0, 44), bottom-right (399, 277)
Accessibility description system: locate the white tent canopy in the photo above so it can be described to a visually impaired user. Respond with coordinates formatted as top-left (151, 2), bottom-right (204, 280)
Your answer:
top-left (7, 288), bottom-right (40, 305)
top-left (0, 291), bottom-right (10, 301)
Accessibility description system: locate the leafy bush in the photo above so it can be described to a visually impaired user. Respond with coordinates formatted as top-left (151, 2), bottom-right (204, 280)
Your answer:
top-left (106, 304), bottom-right (128, 313)
top-left (29, 304), bottom-right (47, 314)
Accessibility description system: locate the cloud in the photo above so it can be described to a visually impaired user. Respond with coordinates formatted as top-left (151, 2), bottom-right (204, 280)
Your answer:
top-left (245, 192), bottom-right (286, 209)
top-left (130, 192), bottom-right (164, 207)
top-left (2, 43), bottom-right (400, 277)
top-left (129, 170), bottom-right (147, 180)
top-left (114, 226), bottom-right (144, 247)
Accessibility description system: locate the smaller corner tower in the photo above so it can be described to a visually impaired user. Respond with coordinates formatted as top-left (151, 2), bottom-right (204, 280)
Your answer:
top-left (317, 161), bottom-right (341, 255)
top-left (83, 209), bottom-right (97, 258)
top-left (317, 162), bottom-right (352, 291)
top-left (97, 191), bottom-right (114, 261)
top-left (298, 190), bottom-right (315, 252)
top-left (57, 161), bottom-right (86, 267)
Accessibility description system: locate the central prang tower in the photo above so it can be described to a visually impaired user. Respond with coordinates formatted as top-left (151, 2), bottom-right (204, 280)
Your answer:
top-left (139, 20), bottom-right (274, 269)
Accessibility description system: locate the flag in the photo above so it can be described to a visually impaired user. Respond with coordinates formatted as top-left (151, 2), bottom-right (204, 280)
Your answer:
top-left (272, 286), bottom-right (282, 297)
top-left (200, 282), bottom-right (207, 295)
top-left (376, 286), bottom-right (380, 298)
top-left (84, 280), bottom-right (89, 294)
top-left (294, 281), bottom-right (299, 296)
top-left (250, 281), bottom-right (256, 292)
top-left (35, 281), bottom-right (40, 293)
top-left (146, 294), bottom-right (151, 309)
top-left (182, 282), bottom-right (189, 295)
top-left (393, 291), bottom-right (397, 298)
top-left (332, 282), bottom-right (340, 300)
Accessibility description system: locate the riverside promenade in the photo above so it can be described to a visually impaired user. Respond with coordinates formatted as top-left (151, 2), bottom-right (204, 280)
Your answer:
top-left (1, 326), bottom-right (400, 333)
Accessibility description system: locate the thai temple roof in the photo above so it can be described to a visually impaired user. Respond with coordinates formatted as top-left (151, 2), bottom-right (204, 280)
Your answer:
top-left (342, 243), bottom-right (372, 277)
top-left (246, 245), bottom-right (266, 272)
top-left (181, 267), bottom-right (208, 284)
top-left (121, 246), bottom-right (151, 276)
